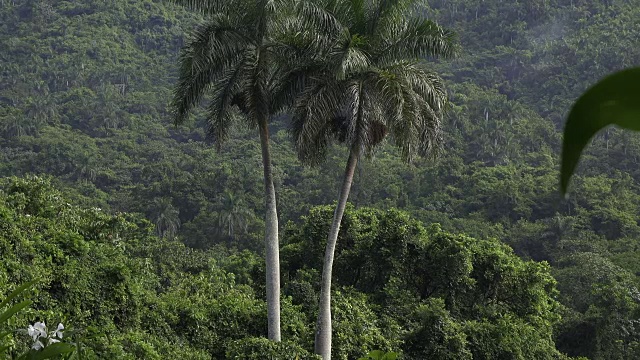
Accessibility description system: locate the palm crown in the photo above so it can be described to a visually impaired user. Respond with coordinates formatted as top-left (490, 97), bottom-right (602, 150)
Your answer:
top-left (292, 0), bottom-right (457, 163)
top-left (172, 0), bottom-right (274, 143)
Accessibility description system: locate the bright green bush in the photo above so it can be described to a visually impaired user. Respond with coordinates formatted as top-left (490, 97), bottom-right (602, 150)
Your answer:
top-left (225, 337), bottom-right (320, 359)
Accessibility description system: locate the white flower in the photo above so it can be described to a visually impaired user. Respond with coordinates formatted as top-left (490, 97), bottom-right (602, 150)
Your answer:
top-left (34, 321), bottom-right (46, 333)
top-left (32, 340), bottom-right (45, 350)
top-left (26, 321), bottom-right (66, 350)
top-left (53, 323), bottom-right (64, 339)
top-left (27, 325), bottom-right (36, 340)
top-left (27, 325), bottom-right (37, 340)
top-left (28, 322), bottom-right (47, 342)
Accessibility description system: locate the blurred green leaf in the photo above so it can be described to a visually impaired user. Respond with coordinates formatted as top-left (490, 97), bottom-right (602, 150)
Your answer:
top-left (383, 353), bottom-right (398, 360)
top-left (0, 300), bottom-right (32, 324)
top-left (561, 67), bottom-right (640, 195)
top-left (0, 280), bottom-right (37, 309)
top-left (17, 343), bottom-right (75, 360)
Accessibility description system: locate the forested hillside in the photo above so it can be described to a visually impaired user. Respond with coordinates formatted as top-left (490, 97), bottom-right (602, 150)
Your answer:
top-left (1, 0), bottom-right (640, 359)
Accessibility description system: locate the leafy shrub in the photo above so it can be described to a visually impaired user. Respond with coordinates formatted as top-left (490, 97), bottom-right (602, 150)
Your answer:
top-left (225, 337), bottom-right (320, 359)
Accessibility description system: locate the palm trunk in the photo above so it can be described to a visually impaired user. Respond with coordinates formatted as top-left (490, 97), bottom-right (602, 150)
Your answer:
top-left (258, 118), bottom-right (281, 342)
top-left (315, 145), bottom-right (360, 359)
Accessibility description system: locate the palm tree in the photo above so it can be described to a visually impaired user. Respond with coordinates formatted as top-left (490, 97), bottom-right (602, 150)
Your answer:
top-left (217, 190), bottom-right (253, 242)
top-left (169, 0), bottom-right (325, 341)
top-left (74, 153), bottom-right (98, 183)
top-left (150, 197), bottom-right (181, 239)
top-left (291, 1), bottom-right (457, 357)
top-left (25, 95), bottom-right (58, 127)
top-left (1, 111), bottom-right (34, 138)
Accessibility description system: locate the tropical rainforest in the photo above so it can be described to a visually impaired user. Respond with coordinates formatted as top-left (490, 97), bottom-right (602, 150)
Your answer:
top-left (1, 0), bottom-right (640, 359)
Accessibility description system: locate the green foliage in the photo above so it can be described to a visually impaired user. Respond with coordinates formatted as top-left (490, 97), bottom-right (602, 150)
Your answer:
top-left (403, 298), bottom-right (471, 360)
top-left (561, 67), bottom-right (640, 194)
top-left (1, 0), bottom-right (640, 358)
top-left (554, 252), bottom-right (640, 359)
top-left (0, 282), bottom-right (36, 324)
top-left (358, 350), bottom-right (399, 360)
top-left (1, 281), bottom-right (76, 359)
top-left (225, 337), bottom-right (321, 359)
top-left (0, 176), bottom-right (278, 358)
top-left (16, 343), bottom-right (76, 360)
top-left (331, 289), bottom-right (398, 360)
top-left (284, 205), bottom-right (565, 359)
top-left (463, 316), bottom-right (561, 360)
top-left (0, 281), bottom-right (35, 356)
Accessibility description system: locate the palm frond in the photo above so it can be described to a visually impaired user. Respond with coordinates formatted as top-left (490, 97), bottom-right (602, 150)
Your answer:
top-left (170, 0), bottom-right (260, 19)
top-left (366, 61), bottom-right (445, 162)
top-left (241, 51), bottom-right (271, 128)
top-left (171, 17), bottom-right (251, 125)
top-left (366, 0), bottom-right (417, 35)
top-left (268, 11), bottom-right (333, 64)
top-left (268, 63), bottom-right (312, 116)
top-left (375, 18), bottom-right (458, 63)
top-left (293, 0), bottom-right (345, 39)
top-left (292, 79), bottom-right (345, 164)
top-left (265, 32), bottom-right (320, 115)
top-left (338, 46), bottom-right (371, 79)
top-left (356, 79), bottom-right (386, 154)
top-left (205, 52), bottom-right (249, 148)
top-left (249, 0), bottom-right (270, 40)
top-left (347, 0), bottom-right (367, 34)
top-left (287, 0), bottom-right (452, 167)
top-left (399, 69), bottom-right (445, 160)
top-left (168, 0), bottom-right (231, 15)
top-left (344, 80), bottom-right (362, 144)
top-left (404, 63), bottom-right (447, 115)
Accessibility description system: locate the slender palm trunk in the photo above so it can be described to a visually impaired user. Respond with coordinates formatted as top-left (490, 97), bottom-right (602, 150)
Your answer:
top-left (258, 117), bottom-right (281, 342)
top-left (315, 145), bottom-right (360, 359)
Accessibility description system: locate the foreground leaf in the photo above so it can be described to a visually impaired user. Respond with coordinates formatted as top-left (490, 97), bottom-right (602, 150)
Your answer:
top-left (560, 67), bottom-right (640, 195)
top-left (17, 343), bottom-right (75, 360)
top-left (0, 280), bottom-right (37, 310)
top-left (0, 300), bottom-right (32, 324)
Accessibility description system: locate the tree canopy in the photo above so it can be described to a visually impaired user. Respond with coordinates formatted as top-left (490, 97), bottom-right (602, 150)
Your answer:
top-left (1, 0), bottom-right (640, 358)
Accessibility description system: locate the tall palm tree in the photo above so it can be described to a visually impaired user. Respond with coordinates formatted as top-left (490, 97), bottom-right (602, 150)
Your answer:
top-left (74, 153), bottom-right (98, 183)
top-left (217, 190), bottom-right (253, 242)
top-left (150, 197), bottom-right (181, 239)
top-left (291, 0), bottom-right (457, 357)
top-left (1, 111), bottom-right (34, 138)
top-left (169, 0), bottom-right (327, 341)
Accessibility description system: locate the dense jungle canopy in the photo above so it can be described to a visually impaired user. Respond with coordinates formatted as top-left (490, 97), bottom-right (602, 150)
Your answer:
top-left (1, 0), bottom-right (640, 358)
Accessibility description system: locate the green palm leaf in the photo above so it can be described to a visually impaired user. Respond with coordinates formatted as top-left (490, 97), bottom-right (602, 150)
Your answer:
top-left (560, 67), bottom-right (640, 195)
top-left (172, 17), bottom-right (251, 126)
